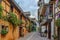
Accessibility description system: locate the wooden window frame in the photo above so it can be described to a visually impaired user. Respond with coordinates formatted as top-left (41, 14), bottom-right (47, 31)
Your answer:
top-left (10, 4), bottom-right (13, 12)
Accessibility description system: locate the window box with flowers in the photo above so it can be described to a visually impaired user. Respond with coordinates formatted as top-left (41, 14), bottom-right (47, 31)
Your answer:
top-left (1, 25), bottom-right (8, 36)
top-left (1, 29), bottom-right (8, 36)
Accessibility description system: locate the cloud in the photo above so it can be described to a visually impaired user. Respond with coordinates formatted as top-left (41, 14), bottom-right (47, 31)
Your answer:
top-left (15, 0), bottom-right (38, 20)
top-left (29, 15), bottom-right (35, 18)
top-left (44, 0), bottom-right (50, 3)
top-left (35, 0), bottom-right (39, 2)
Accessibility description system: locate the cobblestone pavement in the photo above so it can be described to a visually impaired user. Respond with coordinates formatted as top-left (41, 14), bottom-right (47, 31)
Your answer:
top-left (18, 32), bottom-right (49, 40)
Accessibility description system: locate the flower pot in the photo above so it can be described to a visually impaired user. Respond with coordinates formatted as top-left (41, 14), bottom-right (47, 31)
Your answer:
top-left (1, 29), bottom-right (8, 36)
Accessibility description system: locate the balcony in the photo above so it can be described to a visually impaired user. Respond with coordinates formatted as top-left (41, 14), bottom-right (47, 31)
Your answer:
top-left (40, 16), bottom-right (47, 25)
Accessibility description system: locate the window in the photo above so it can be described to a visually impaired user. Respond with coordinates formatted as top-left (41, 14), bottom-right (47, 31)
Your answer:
top-left (3, 10), bottom-right (6, 16)
top-left (6, 4), bottom-right (10, 12)
top-left (0, 25), bottom-right (2, 33)
top-left (1, 25), bottom-right (9, 35)
top-left (10, 5), bottom-right (13, 12)
top-left (39, 0), bottom-right (41, 1)
top-left (2, 1), bottom-right (6, 10)
top-left (20, 15), bottom-right (22, 19)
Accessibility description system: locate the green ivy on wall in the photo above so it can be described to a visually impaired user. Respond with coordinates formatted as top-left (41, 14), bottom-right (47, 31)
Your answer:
top-left (3, 16), bottom-right (8, 21)
top-left (0, 4), bottom-right (23, 27)
top-left (28, 24), bottom-right (33, 32)
top-left (8, 12), bottom-right (23, 26)
top-left (0, 4), bottom-right (3, 19)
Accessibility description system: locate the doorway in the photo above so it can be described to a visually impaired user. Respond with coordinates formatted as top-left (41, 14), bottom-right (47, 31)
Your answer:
top-left (48, 22), bottom-right (51, 39)
top-left (58, 27), bottom-right (60, 40)
top-left (19, 26), bottom-right (24, 37)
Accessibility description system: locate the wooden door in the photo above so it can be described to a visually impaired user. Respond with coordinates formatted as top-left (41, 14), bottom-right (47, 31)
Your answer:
top-left (58, 27), bottom-right (60, 40)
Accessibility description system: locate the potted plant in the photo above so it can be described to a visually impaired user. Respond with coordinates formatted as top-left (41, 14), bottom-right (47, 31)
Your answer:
top-left (52, 34), bottom-right (58, 40)
top-left (1, 29), bottom-right (8, 36)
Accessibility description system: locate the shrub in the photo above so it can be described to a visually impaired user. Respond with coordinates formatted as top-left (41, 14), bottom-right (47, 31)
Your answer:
top-left (52, 34), bottom-right (58, 39)
top-left (55, 18), bottom-right (60, 27)
top-left (0, 4), bottom-right (3, 19)
top-left (8, 12), bottom-right (22, 26)
top-left (2, 16), bottom-right (8, 21)
top-left (1, 29), bottom-right (8, 35)
top-left (28, 24), bottom-right (32, 32)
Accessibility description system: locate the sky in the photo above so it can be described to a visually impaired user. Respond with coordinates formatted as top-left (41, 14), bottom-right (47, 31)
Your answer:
top-left (15, 0), bottom-right (39, 20)
top-left (15, 0), bottom-right (50, 20)
top-left (44, 0), bottom-right (50, 3)
top-left (15, 0), bottom-right (50, 27)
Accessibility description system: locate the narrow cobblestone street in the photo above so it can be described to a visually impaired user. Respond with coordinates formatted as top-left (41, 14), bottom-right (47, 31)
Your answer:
top-left (18, 32), bottom-right (49, 40)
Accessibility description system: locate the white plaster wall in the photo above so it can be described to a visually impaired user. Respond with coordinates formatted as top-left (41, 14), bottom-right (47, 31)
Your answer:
top-left (51, 19), bottom-right (54, 40)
